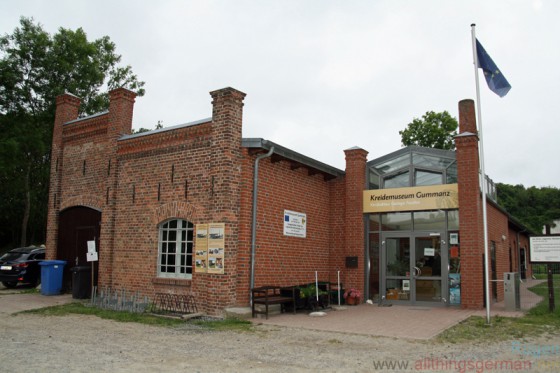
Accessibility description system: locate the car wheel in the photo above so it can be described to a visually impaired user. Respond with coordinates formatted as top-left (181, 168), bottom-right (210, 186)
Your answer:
top-left (2, 281), bottom-right (18, 289)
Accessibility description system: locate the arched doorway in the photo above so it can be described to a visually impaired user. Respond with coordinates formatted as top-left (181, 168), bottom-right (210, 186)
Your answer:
top-left (57, 206), bottom-right (101, 291)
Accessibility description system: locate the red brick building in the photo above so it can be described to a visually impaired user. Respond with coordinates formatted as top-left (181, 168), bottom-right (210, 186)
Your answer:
top-left (46, 87), bottom-right (531, 314)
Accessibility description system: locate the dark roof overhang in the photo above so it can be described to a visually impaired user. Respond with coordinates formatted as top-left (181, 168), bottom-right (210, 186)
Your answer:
top-left (242, 138), bottom-right (345, 181)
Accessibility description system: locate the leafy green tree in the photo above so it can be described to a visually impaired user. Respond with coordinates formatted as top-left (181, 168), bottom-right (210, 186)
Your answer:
top-left (497, 183), bottom-right (560, 233)
top-left (399, 111), bottom-right (458, 150)
top-left (0, 17), bottom-right (145, 249)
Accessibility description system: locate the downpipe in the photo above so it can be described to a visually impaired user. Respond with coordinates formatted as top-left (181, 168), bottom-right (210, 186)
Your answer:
top-left (249, 146), bottom-right (274, 305)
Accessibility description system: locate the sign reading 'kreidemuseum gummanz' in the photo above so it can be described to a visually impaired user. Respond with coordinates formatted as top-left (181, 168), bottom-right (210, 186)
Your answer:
top-left (363, 184), bottom-right (459, 213)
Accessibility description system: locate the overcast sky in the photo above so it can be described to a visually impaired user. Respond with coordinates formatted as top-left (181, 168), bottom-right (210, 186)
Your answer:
top-left (2, 1), bottom-right (558, 188)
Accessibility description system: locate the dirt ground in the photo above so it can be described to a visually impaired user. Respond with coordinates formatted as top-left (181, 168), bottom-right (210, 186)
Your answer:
top-left (1, 282), bottom-right (559, 372)
top-left (1, 307), bottom-right (560, 372)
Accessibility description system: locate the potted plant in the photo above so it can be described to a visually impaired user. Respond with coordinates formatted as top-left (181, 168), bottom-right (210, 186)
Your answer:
top-left (343, 288), bottom-right (361, 305)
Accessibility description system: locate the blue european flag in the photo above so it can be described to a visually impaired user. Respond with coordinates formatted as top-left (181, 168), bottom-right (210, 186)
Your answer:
top-left (476, 39), bottom-right (511, 97)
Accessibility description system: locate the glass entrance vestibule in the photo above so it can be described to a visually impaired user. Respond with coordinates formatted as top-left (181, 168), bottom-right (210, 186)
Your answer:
top-left (367, 210), bottom-right (461, 306)
top-left (365, 146), bottom-right (463, 306)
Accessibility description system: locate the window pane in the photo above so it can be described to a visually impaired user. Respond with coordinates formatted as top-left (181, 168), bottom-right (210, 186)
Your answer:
top-left (446, 163), bottom-right (458, 184)
top-left (386, 237), bottom-right (410, 276)
top-left (415, 170), bottom-right (442, 186)
top-left (373, 153), bottom-right (410, 175)
top-left (413, 153), bottom-right (454, 169)
top-left (384, 171), bottom-right (409, 188)
top-left (382, 212), bottom-right (412, 231)
top-left (414, 210), bottom-right (446, 230)
top-left (369, 170), bottom-right (380, 190)
top-left (447, 210), bottom-right (459, 230)
top-left (158, 218), bottom-right (193, 279)
top-left (369, 214), bottom-right (381, 232)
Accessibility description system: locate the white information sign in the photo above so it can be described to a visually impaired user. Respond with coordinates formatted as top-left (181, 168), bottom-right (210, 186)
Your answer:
top-left (86, 251), bottom-right (98, 262)
top-left (87, 240), bottom-right (96, 254)
top-left (450, 233), bottom-right (459, 245)
top-left (424, 248), bottom-right (435, 256)
top-left (530, 236), bottom-right (560, 262)
top-left (283, 210), bottom-right (307, 238)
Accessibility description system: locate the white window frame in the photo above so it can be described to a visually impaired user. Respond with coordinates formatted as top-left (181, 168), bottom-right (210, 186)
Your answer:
top-left (157, 219), bottom-right (194, 279)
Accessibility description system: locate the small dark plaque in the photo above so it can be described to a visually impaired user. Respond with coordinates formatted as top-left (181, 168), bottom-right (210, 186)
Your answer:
top-left (346, 256), bottom-right (358, 268)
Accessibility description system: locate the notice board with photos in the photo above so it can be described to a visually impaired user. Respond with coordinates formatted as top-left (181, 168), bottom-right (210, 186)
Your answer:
top-left (194, 223), bottom-right (225, 274)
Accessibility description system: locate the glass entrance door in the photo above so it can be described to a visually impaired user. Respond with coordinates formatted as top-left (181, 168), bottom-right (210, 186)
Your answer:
top-left (414, 235), bottom-right (443, 302)
top-left (382, 233), bottom-right (446, 305)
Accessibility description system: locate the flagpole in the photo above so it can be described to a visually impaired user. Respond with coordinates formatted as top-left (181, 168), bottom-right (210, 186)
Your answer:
top-left (471, 23), bottom-right (492, 325)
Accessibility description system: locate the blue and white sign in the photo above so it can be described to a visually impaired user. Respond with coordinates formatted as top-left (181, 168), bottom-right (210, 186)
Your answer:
top-left (284, 210), bottom-right (307, 238)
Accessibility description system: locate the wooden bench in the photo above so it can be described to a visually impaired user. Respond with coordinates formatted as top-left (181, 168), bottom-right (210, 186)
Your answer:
top-left (251, 286), bottom-right (296, 319)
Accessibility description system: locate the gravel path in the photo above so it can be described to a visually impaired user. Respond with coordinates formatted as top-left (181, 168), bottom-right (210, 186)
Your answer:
top-left (1, 311), bottom-right (560, 372)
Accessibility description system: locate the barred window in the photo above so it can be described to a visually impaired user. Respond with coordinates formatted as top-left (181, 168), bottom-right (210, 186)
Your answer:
top-left (158, 219), bottom-right (194, 279)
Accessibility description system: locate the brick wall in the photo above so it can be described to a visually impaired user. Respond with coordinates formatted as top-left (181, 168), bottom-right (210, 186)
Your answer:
top-left (238, 153), bottom-right (338, 295)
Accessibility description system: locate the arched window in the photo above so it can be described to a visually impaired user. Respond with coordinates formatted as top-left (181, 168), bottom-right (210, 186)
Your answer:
top-left (158, 219), bottom-right (194, 279)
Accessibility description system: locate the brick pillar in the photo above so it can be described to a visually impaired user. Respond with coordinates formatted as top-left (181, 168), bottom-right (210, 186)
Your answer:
top-left (343, 147), bottom-right (368, 299)
top-left (455, 99), bottom-right (485, 309)
top-left (101, 88), bottom-right (137, 285)
top-left (207, 87), bottom-right (246, 312)
top-left (107, 88), bottom-right (136, 139)
top-left (45, 93), bottom-right (81, 259)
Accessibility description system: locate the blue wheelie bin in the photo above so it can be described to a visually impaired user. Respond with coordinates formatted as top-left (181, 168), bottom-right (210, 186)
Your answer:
top-left (39, 260), bottom-right (67, 295)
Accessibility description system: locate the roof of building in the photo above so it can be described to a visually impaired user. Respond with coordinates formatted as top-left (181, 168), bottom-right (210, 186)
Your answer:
top-left (120, 117), bottom-right (212, 140)
top-left (242, 138), bottom-right (345, 180)
top-left (367, 145), bottom-right (456, 168)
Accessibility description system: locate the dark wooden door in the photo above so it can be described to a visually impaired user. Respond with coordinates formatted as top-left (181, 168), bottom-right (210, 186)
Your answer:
top-left (57, 207), bottom-right (101, 291)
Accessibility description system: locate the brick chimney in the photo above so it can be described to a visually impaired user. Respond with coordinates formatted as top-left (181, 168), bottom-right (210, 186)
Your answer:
top-left (455, 99), bottom-right (485, 309)
top-left (343, 146), bottom-right (368, 297)
top-left (108, 88), bottom-right (137, 139)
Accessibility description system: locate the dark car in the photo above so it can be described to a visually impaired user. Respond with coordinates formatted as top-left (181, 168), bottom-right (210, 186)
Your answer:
top-left (0, 246), bottom-right (45, 288)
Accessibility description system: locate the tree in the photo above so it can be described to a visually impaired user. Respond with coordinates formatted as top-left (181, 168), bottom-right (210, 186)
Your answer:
top-left (0, 17), bottom-right (145, 250)
top-left (399, 111), bottom-right (458, 150)
top-left (497, 183), bottom-right (560, 233)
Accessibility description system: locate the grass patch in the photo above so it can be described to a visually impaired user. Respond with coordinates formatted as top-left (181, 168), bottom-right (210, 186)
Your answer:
top-left (19, 287), bottom-right (40, 294)
top-left (191, 317), bottom-right (253, 332)
top-left (437, 316), bottom-right (553, 344)
top-left (19, 302), bottom-right (254, 331)
top-left (438, 282), bottom-right (560, 344)
top-left (20, 302), bottom-right (184, 326)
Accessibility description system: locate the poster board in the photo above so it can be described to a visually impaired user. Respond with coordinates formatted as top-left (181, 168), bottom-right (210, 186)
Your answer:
top-left (284, 210), bottom-right (307, 238)
top-left (195, 223), bottom-right (225, 274)
top-left (530, 236), bottom-right (560, 263)
top-left (194, 224), bottom-right (208, 273)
